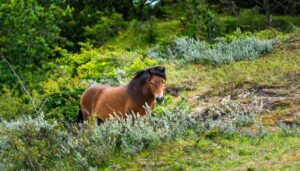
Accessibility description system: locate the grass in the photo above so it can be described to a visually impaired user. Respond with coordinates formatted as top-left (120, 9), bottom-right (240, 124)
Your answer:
top-left (98, 132), bottom-right (300, 170)
top-left (165, 46), bottom-right (300, 99)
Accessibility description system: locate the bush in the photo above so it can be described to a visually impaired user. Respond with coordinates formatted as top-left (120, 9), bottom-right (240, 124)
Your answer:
top-left (0, 0), bottom-right (68, 65)
top-left (0, 88), bottom-right (33, 120)
top-left (163, 36), bottom-right (273, 65)
top-left (83, 13), bottom-right (127, 47)
top-left (183, 5), bottom-right (221, 41)
top-left (0, 97), bottom-right (263, 170)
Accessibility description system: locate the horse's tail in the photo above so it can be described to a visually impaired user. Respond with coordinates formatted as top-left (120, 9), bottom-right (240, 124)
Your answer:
top-left (77, 104), bottom-right (84, 123)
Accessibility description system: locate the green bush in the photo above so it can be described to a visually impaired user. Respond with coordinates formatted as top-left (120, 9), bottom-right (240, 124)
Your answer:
top-left (0, 0), bottom-right (69, 65)
top-left (0, 62), bottom-right (15, 88)
top-left (83, 13), bottom-right (127, 47)
top-left (0, 88), bottom-right (33, 120)
top-left (182, 5), bottom-right (220, 41)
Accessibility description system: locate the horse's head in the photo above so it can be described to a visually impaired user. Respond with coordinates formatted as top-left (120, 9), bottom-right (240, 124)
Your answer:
top-left (130, 66), bottom-right (166, 104)
top-left (148, 66), bottom-right (166, 103)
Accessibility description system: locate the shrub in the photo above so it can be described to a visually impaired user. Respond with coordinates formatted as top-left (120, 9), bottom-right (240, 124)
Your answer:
top-left (0, 115), bottom-right (67, 170)
top-left (254, 29), bottom-right (289, 41)
top-left (0, 97), bottom-right (263, 170)
top-left (163, 36), bottom-right (273, 65)
top-left (0, 88), bottom-right (33, 120)
top-left (177, 1), bottom-right (221, 41)
top-left (126, 18), bottom-right (159, 45)
top-left (0, 0), bottom-right (68, 65)
top-left (83, 13), bottom-right (127, 47)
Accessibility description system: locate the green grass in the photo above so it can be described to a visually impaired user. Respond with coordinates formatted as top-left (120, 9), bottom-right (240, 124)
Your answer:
top-left (165, 47), bottom-right (300, 98)
top-left (99, 132), bottom-right (300, 170)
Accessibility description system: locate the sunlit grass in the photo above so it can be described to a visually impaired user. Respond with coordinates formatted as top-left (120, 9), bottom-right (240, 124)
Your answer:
top-left (165, 48), bottom-right (300, 97)
top-left (108, 133), bottom-right (300, 170)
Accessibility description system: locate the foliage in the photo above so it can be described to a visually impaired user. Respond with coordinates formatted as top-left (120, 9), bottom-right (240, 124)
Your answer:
top-left (220, 28), bottom-right (288, 43)
top-left (0, 115), bottom-right (67, 170)
top-left (83, 13), bottom-right (127, 47)
top-left (219, 27), bottom-right (253, 43)
top-left (0, 0), bottom-right (69, 65)
top-left (0, 61), bottom-right (15, 87)
top-left (163, 36), bottom-right (273, 65)
top-left (0, 88), bottom-right (33, 120)
top-left (0, 97), bottom-right (262, 170)
top-left (182, 3), bottom-right (221, 41)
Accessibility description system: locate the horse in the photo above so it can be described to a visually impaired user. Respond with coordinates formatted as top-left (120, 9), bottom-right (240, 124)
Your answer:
top-left (77, 66), bottom-right (166, 123)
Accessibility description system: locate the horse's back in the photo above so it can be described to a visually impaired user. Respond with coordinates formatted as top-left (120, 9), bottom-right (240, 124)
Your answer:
top-left (94, 85), bottom-right (129, 120)
top-left (80, 84), bottom-right (130, 121)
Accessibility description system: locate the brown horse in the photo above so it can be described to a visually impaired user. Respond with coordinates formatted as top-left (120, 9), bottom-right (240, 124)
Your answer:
top-left (78, 66), bottom-right (166, 123)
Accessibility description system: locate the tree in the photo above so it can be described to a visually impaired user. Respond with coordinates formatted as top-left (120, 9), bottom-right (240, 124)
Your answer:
top-left (0, 0), bottom-right (67, 66)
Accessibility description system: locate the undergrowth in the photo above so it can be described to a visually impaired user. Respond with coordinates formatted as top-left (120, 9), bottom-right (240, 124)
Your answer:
top-left (0, 97), bottom-right (265, 170)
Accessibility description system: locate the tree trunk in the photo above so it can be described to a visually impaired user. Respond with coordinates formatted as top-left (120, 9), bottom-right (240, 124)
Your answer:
top-left (263, 0), bottom-right (272, 28)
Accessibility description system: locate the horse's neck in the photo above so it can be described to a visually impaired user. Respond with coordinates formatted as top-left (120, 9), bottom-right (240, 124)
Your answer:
top-left (142, 86), bottom-right (155, 105)
top-left (127, 84), bottom-right (154, 106)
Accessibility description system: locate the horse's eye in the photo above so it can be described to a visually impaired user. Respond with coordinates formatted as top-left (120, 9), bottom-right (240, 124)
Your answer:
top-left (150, 82), bottom-right (154, 85)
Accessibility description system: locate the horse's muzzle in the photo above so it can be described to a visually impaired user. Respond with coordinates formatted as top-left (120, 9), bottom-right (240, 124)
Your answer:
top-left (155, 96), bottom-right (164, 103)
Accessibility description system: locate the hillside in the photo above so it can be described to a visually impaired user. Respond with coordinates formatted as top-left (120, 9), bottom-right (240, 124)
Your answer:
top-left (1, 1), bottom-right (300, 170)
top-left (111, 33), bottom-right (300, 170)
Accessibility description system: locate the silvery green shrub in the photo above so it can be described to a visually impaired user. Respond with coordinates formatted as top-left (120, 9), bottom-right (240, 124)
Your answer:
top-left (0, 115), bottom-right (68, 170)
top-left (0, 98), bottom-right (262, 170)
top-left (163, 37), bottom-right (273, 64)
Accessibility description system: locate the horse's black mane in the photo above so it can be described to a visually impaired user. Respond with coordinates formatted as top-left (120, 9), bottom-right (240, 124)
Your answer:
top-left (128, 66), bottom-right (166, 87)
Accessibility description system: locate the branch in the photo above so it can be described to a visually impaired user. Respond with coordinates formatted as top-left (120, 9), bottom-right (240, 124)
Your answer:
top-left (0, 54), bottom-right (41, 115)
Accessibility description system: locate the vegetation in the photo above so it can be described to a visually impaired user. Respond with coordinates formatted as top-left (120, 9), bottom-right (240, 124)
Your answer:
top-left (0, 0), bottom-right (300, 170)
top-left (161, 34), bottom-right (273, 64)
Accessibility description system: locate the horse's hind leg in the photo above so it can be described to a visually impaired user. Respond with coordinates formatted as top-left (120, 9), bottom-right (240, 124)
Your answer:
top-left (77, 104), bottom-right (84, 123)
top-left (97, 117), bottom-right (104, 125)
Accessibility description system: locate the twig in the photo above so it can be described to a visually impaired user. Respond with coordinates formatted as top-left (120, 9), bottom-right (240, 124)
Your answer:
top-left (0, 54), bottom-right (40, 115)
